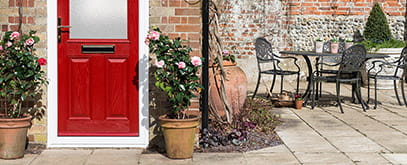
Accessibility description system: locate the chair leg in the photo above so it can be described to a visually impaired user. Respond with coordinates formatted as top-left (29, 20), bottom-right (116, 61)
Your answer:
top-left (401, 77), bottom-right (407, 106)
top-left (351, 84), bottom-right (356, 103)
top-left (269, 73), bottom-right (277, 96)
top-left (252, 73), bottom-right (261, 99)
top-left (296, 73), bottom-right (300, 95)
top-left (280, 75), bottom-right (284, 94)
top-left (336, 81), bottom-right (344, 113)
top-left (394, 80), bottom-right (402, 105)
top-left (336, 81), bottom-right (343, 113)
top-left (367, 77), bottom-right (371, 104)
top-left (311, 78), bottom-right (319, 109)
top-left (355, 80), bottom-right (366, 112)
top-left (374, 79), bottom-right (378, 109)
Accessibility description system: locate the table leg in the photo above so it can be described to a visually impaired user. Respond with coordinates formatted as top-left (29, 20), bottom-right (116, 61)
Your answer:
top-left (302, 55), bottom-right (313, 105)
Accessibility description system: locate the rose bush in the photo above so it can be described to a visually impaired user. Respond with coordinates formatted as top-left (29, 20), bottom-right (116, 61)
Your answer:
top-left (0, 31), bottom-right (47, 119)
top-left (146, 26), bottom-right (203, 119)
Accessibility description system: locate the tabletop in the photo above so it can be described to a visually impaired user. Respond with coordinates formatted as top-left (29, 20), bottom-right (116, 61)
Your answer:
top-left (279, 51), bottom-right (389, 58)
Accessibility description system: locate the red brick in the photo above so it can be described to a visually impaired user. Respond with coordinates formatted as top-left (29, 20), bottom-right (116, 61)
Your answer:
top-left (175, 25), bottom-right (200, 32)
top-left (175, 9), bottom-right (200, 15)
top-left (8, 16), bottom-right (14, 23)
top-left (22, 0), bottom-right (27, 7)
top-left (161, 16), bottom-right (168, 23)
top-left (181, 17), bottom-right (187, 23)
top-left (10, 25), bottom-right (19, 31)
top-left (28, 0), bottom-right (34, 7)
top-left (169, 0), bottom-right (181, 7)
top-left (2, 25), bottom-right (8, 32)
top-left (188, 33), bottom-right (200, 40)
top-left (9, 0), bottom-right (15, 7)
top-left (169, 16), bottom-right (181, 23)
top-left (27, 17), bottom-right (34, 24)
top-left (161, 0), bottom-right (168, 7)
top-left (188, 17), bottom-right (201, 24)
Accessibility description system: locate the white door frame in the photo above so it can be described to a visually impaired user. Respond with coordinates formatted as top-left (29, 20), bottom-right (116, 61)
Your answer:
top-left (46, 0), bottom-right (150, 148)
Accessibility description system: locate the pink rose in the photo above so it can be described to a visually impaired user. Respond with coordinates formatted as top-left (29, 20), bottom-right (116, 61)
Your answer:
top-left (10, 32), bottom-right (20, 40)
top-left (38, 58), bottom-right (47, 66)
top-left (176, 62), bottom-right (186, 69)
top-left (155, 60), bottom-right (165, 68)
top-left (222, 50), bottom-right (229, 56)
top-left (25, 38), bottom-right (35, 46)
top-left (0, 45), bottom-right (3, 51)
top-left (147, 31), bottom-right (160, 40)
top-left (191, 56), bottom-right (202, 66)
top-left (6, 42), bottom-right (12, 47)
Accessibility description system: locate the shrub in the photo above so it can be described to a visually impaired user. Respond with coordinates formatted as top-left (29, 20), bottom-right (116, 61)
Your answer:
top-left (363, 3), bottom-right (392, 42)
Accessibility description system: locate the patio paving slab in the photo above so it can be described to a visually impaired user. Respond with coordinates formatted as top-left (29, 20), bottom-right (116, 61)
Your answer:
top-left (294, 152), bottom-right (354, 165)
top-left (139, 153), bottom-right (192, 165)
top-left (246, 144), bottom-right (291, 153)
top-left (325, 136), bottom-right (387, 153)
top-left (192, 153), bottom-right (246, 165)
top-left (244, 152), bottom-right (300, 165)
top-left (345, 152), bottom-right (392, 165)
top-left (86, 149), bottom-right (142, 165)
top-left (381, 153), bottom-right (407, 165)
top-left (30, 150), bottom-right (91, 165)
top-left (0, 154), bottom-right (38, 165)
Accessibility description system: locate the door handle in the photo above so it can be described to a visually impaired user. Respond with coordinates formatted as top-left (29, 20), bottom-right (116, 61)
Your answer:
top-left (58, 17), bottom-right (71, 43)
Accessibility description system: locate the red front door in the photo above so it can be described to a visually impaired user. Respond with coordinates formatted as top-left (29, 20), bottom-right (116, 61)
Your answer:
top-left (57, 0), bottom-right (139, 136)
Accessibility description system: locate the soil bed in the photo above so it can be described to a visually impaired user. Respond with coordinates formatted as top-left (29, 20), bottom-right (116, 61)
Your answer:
top-left (196, 97), bottom-right (283, 153)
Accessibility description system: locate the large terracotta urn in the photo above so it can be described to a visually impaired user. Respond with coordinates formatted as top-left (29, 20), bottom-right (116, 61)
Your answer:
top-left (209, 61), bottom-right (247, 119)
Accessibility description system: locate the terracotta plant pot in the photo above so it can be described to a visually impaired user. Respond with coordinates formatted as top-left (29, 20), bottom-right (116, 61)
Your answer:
top-left (330, 43), bottom-right (339, 54)
top-left (295, 100), bottom-right (304, 109)
top-left (159, 115), bottom-right (199, 159)
top-left (0, 115), bottom-right (32, 159)
top-left (209, 61), bottom-right (247, 119)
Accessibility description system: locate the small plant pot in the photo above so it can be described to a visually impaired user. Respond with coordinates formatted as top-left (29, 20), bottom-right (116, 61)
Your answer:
top-left (330, 43), bottom-right (339, 54)
top-left (315, 41), bottom-right (324, 53)
top-left (344, 42), bottom-right (353, 50)
top-left (295, 100), bottom-right (304, 109)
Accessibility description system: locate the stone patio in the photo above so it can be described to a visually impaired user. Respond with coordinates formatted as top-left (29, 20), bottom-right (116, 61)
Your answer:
top-left (1, 82), bottom-right (407, 164)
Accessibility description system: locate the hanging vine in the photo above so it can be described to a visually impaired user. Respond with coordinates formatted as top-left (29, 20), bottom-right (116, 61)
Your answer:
top-left (183, 0), bottom-right (233, 124)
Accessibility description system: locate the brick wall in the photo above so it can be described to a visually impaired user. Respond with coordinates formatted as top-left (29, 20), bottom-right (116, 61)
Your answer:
top-left (149, 0), bottom-right (202, 56)
top-left (0, 0), bottom-right (47, 144)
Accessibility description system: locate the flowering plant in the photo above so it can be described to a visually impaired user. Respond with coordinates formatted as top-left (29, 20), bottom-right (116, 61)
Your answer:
top-left (146, 26), bottom-right (203, 119)
top-left (0, 31), bottom-right (47, 119)
top-left (213, 50), bottom-right (236, 65)
top-left (294, 94), bottom-right (303, 101)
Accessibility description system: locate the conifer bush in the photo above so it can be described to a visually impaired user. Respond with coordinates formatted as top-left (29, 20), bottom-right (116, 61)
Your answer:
top-left (360, 2), bottom-right (405, 50)
top-left (363, 2), bottom-right (392, 42)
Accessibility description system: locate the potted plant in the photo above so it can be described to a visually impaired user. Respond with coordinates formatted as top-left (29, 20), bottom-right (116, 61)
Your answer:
top-left (294, 94), bottom-right (303, 109)
top-left (330, 38), bottom-right (339, 54)
top-left (0, 31), bottom-right (47, 159)
top-left (146, 26), bottom-right (203, 159)
top-left (359, 2), bottom-right (406, 89)
top-left (315, 38), bottom-right (324, 53)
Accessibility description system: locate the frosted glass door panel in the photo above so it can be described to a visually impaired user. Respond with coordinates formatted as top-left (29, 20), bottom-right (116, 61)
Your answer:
top-left (70, 0), bottom-right (127, 39)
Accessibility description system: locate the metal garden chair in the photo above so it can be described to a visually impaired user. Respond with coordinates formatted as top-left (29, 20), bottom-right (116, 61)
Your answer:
top-left (252, 37), bottom-right (300, 99)
top-left (367, 47), bottom-right (407, 109)
top-left (311, 44), bottom-right (367, 113)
